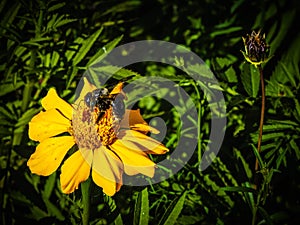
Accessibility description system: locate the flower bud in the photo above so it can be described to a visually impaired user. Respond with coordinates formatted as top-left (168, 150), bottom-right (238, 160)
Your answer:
top-left (241, 30), bottom-right (270, 66)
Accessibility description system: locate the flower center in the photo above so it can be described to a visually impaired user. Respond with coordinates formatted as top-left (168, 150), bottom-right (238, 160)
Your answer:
top-left (72, 102), bottom-right (120, 150)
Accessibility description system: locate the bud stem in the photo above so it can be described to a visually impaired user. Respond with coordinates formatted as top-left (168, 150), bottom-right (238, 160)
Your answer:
top-left (255, 65), bottom-right (265, 172)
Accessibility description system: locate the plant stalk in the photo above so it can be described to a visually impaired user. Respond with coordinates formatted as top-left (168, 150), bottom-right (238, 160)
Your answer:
top-left (252, 65), bottom-right (265, 225)
top-left (81, 179), bottom-right (91, 225)
top-left (255, 65), bottom-right (265, 172)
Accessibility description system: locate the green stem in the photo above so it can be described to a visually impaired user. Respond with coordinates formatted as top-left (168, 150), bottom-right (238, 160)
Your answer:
top-left (192, 81), bottom-right (202, 164)
top-left (81, 179), bottom-right (91, 225)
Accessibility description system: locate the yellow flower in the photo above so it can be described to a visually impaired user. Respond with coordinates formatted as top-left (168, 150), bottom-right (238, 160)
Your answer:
top-left (27, 78), bottom-right (169, 196)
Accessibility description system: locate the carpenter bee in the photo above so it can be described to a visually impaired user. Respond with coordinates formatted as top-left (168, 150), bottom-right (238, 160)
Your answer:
top-left (83, 86), bottom-right (125, 124)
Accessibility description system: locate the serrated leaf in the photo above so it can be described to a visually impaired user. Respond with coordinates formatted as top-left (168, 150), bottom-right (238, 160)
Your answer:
top-left (262, 123), bottom-right (294, 132)
top-left (251, 132), bottom-right (284, 143)
top-left (241, 63), bottom-right (260, 97)
top-left (42, 197), bottom-right (65, 221)
top-left (134, 188), bottom-right (149, 225)
top-left (279, 62), bottom-right (296, 88)
top-left (289, 139), bottom-right (300, 160)
top-left (158, 191), bottom-right (187, 225)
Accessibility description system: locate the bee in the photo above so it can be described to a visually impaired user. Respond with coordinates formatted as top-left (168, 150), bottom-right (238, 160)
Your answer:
top-left (83, 86), bottom-right (125, 124)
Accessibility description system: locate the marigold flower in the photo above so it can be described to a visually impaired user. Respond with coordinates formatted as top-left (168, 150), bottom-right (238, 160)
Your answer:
top-left (27, 78), bottom-right (169, 196)
top-left (241, 30), bottom-right (270, 66)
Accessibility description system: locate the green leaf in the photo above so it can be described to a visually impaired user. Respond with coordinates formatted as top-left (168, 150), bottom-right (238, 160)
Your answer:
top-left (42, 196), bottom-right (65, 221)
top-left (220, 186), bottom-right (256, 193)
top-left (210, 26), bottom-right (242, 37)
top-left (243, 182), bottom-right (255, 213)
top-left (48, 2), bottom-right (66, 12)
top-left (289, 139), bottom-right (300, 160)
top-left (111, 214), bottom-right (123, 225)
top-left (88, 65), bottom-right (140, 84)
top-left (134, 188), bottom-right (149, 225)
top-left (66, 66), bottom-right (79, 89)
top-left (72, 27), bottom-right (103, 66)
top-left (158, 191), bottom-right (187, 225)
top-left (234, 148), bottom-right (253, 179)
top-left (225, 66), bottom-right (238, 83)
top-left (276, 148), bottom-right (288, 169)
top-left (42, 173), bottom-right (56, 199)
top-left (279, 62), bottom-right (297, 88)
top-left (87, 35), bottom-right (123, 67)
top-left (0, 2), bottom-right (21, 36)
top-left (15, 108), bottom-right (40, 127)
top-left (251, 144), bottom-right (264, 169)
top-left (0, 81), bottom-right (24, 97)
top-left (240, 63), bottom-right (260, 97)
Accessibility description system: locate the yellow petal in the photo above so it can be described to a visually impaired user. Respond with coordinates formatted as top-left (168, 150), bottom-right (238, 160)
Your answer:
top-left (91, 146), bottom-right (123, 196)
top-left (60, 149), bottom-right (92, 194)
top-left (117, 130), bottom-right (169, 155)
top-left (111, 140), bottom-right (156, 177)
top-left (41, 88), bottom-right (73, 120)
top-left (27, 136), bottom-right (75, 176)
top-left (130, 124), bottom-right (160, 134)
top-left (29, 109), bottom-right (72, 142)
top-left (120, 109), bottom-right (147, 128)
top-left (74, 77), bottom-right (97, 105)
top-left (110, 82), bottom-right (124, 95)
top-left (120, 109), bottom-right (158, 134)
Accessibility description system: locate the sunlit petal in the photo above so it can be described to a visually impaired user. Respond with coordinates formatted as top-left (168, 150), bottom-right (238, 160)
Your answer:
top-left (120, 109), bottom-right (146, 128)
top-left (92, 146), bottom-right (123, 196)
top-left (60, 149), bottom-right (92, 194)
top-left (29, 109), bottom-right (72, 142)
top-left (117, 130), bottom-right (169, 154)
top-left (111, 140), bottom-right (156, 177)
top-left (41, 88), bottom-right (73, 120)
top-left (27, 136), bottom-right (75, 176)
top-left (110, 82), bottom-right (124, 95)
top-left (120, 109), bottom-right (158, 134)
top-left (130, 124), bottom-right (159, 134)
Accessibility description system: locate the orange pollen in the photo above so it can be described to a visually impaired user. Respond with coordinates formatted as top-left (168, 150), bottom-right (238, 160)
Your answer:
top-left (95, 108), bottom-right (120, 146)
top-left (72, 103), bottom-right (120, 150)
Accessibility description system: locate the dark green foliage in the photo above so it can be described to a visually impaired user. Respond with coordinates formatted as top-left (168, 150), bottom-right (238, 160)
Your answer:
top-left (1, 0), bottom-right (299, 224)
